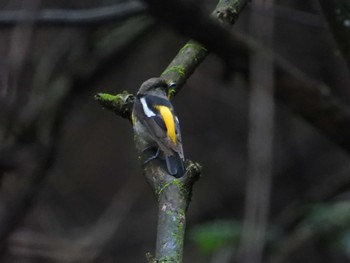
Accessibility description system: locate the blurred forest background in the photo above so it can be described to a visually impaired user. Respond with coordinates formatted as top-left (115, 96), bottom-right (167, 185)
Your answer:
top-left (0, 0), bottom-right (350, 262)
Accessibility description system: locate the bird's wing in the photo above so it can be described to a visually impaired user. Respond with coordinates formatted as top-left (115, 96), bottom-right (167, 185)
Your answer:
top-left (135, 95), bottom-right (183, 157)
top-left (174, 114), bottom-right (184, 160)
top-left (134, 96), bottom-right (186, 177)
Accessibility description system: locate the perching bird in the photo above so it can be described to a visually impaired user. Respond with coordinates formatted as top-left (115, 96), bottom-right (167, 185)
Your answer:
top-left (132, 78), bottom-right (186, 178)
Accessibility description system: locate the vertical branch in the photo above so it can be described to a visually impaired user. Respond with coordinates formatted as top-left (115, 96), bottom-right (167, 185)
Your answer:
top-left (130, 113), bottom-right (202, 262)
top-left (156, 183), bottom-right (187, 262)
top-left (142, 163), bottom-right (200, 262)
top-left (239, 0), bottom-right (275, 262)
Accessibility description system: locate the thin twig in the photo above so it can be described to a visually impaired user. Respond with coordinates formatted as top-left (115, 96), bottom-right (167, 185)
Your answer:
top-left (0, 1), bottom-right (147, 27)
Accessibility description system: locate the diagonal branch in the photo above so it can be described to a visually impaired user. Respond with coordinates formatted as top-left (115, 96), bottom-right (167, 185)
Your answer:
top-left (143, 0), bottom-right (248, 94)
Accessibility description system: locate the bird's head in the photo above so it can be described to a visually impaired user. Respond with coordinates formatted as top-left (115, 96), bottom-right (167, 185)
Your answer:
top-left (137, 78), bottom-right (176, 98)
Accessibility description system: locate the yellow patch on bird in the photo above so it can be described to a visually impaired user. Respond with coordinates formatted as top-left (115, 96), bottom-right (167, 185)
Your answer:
top-left (155, 105), bottom-right (176, 144)
top-left (131, 112), bottom-right (135, 126)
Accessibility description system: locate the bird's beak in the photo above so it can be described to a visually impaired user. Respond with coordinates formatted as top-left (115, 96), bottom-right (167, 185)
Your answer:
top-left (166, 80), bottom-right (176, 99)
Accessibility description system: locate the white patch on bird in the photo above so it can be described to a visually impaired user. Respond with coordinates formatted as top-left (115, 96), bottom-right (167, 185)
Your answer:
top-left (140, 97), bottom-right (156, 117)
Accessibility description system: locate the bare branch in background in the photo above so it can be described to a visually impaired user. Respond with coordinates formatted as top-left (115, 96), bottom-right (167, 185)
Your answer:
top-left (250, 4), bottom-right (326, 29)
top-left (0, 1), bottom-right (147, 27)
top-left (239, 0), bottom-right (275, 262)
top-left (0, 15), bottom-right (154, 257)
top-left (5, 177), bottom-right (142, 262)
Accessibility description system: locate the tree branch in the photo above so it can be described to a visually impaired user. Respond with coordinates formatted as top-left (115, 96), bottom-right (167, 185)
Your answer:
top-left (0, 1), bottom-right (147, 27)
top-left (95, 1), bottom-right (248, 262)
top-left (144, 0), bottom-right (248, 95)
top-left (153, 0), bottom-right (247, 96)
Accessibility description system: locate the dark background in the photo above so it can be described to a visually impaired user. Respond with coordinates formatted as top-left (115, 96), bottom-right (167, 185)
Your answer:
top-left (0, 0), bottom-right (350, 262)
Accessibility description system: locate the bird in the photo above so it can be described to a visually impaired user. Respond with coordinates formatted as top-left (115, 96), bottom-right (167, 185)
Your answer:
top-left (132, 77), bottom-right (186, 178)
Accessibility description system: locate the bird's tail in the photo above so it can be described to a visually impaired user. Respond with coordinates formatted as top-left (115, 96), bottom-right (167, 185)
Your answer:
top-left (165, 153), bottom-right (186, 178)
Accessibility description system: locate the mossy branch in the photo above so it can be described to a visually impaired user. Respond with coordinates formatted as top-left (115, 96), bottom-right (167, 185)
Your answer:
top-left (95, 91), bottom-right (134, 121)
top-left (161, 0), bottom-right (247, 97)
top-left (144, 160), bottom-right (201, 263)
top-left (95, 0), bottom-right (248, 262)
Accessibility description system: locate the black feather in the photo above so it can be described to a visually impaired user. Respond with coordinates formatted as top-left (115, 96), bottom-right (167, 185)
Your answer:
top-left (165, 153), bottom-right (186, 178)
